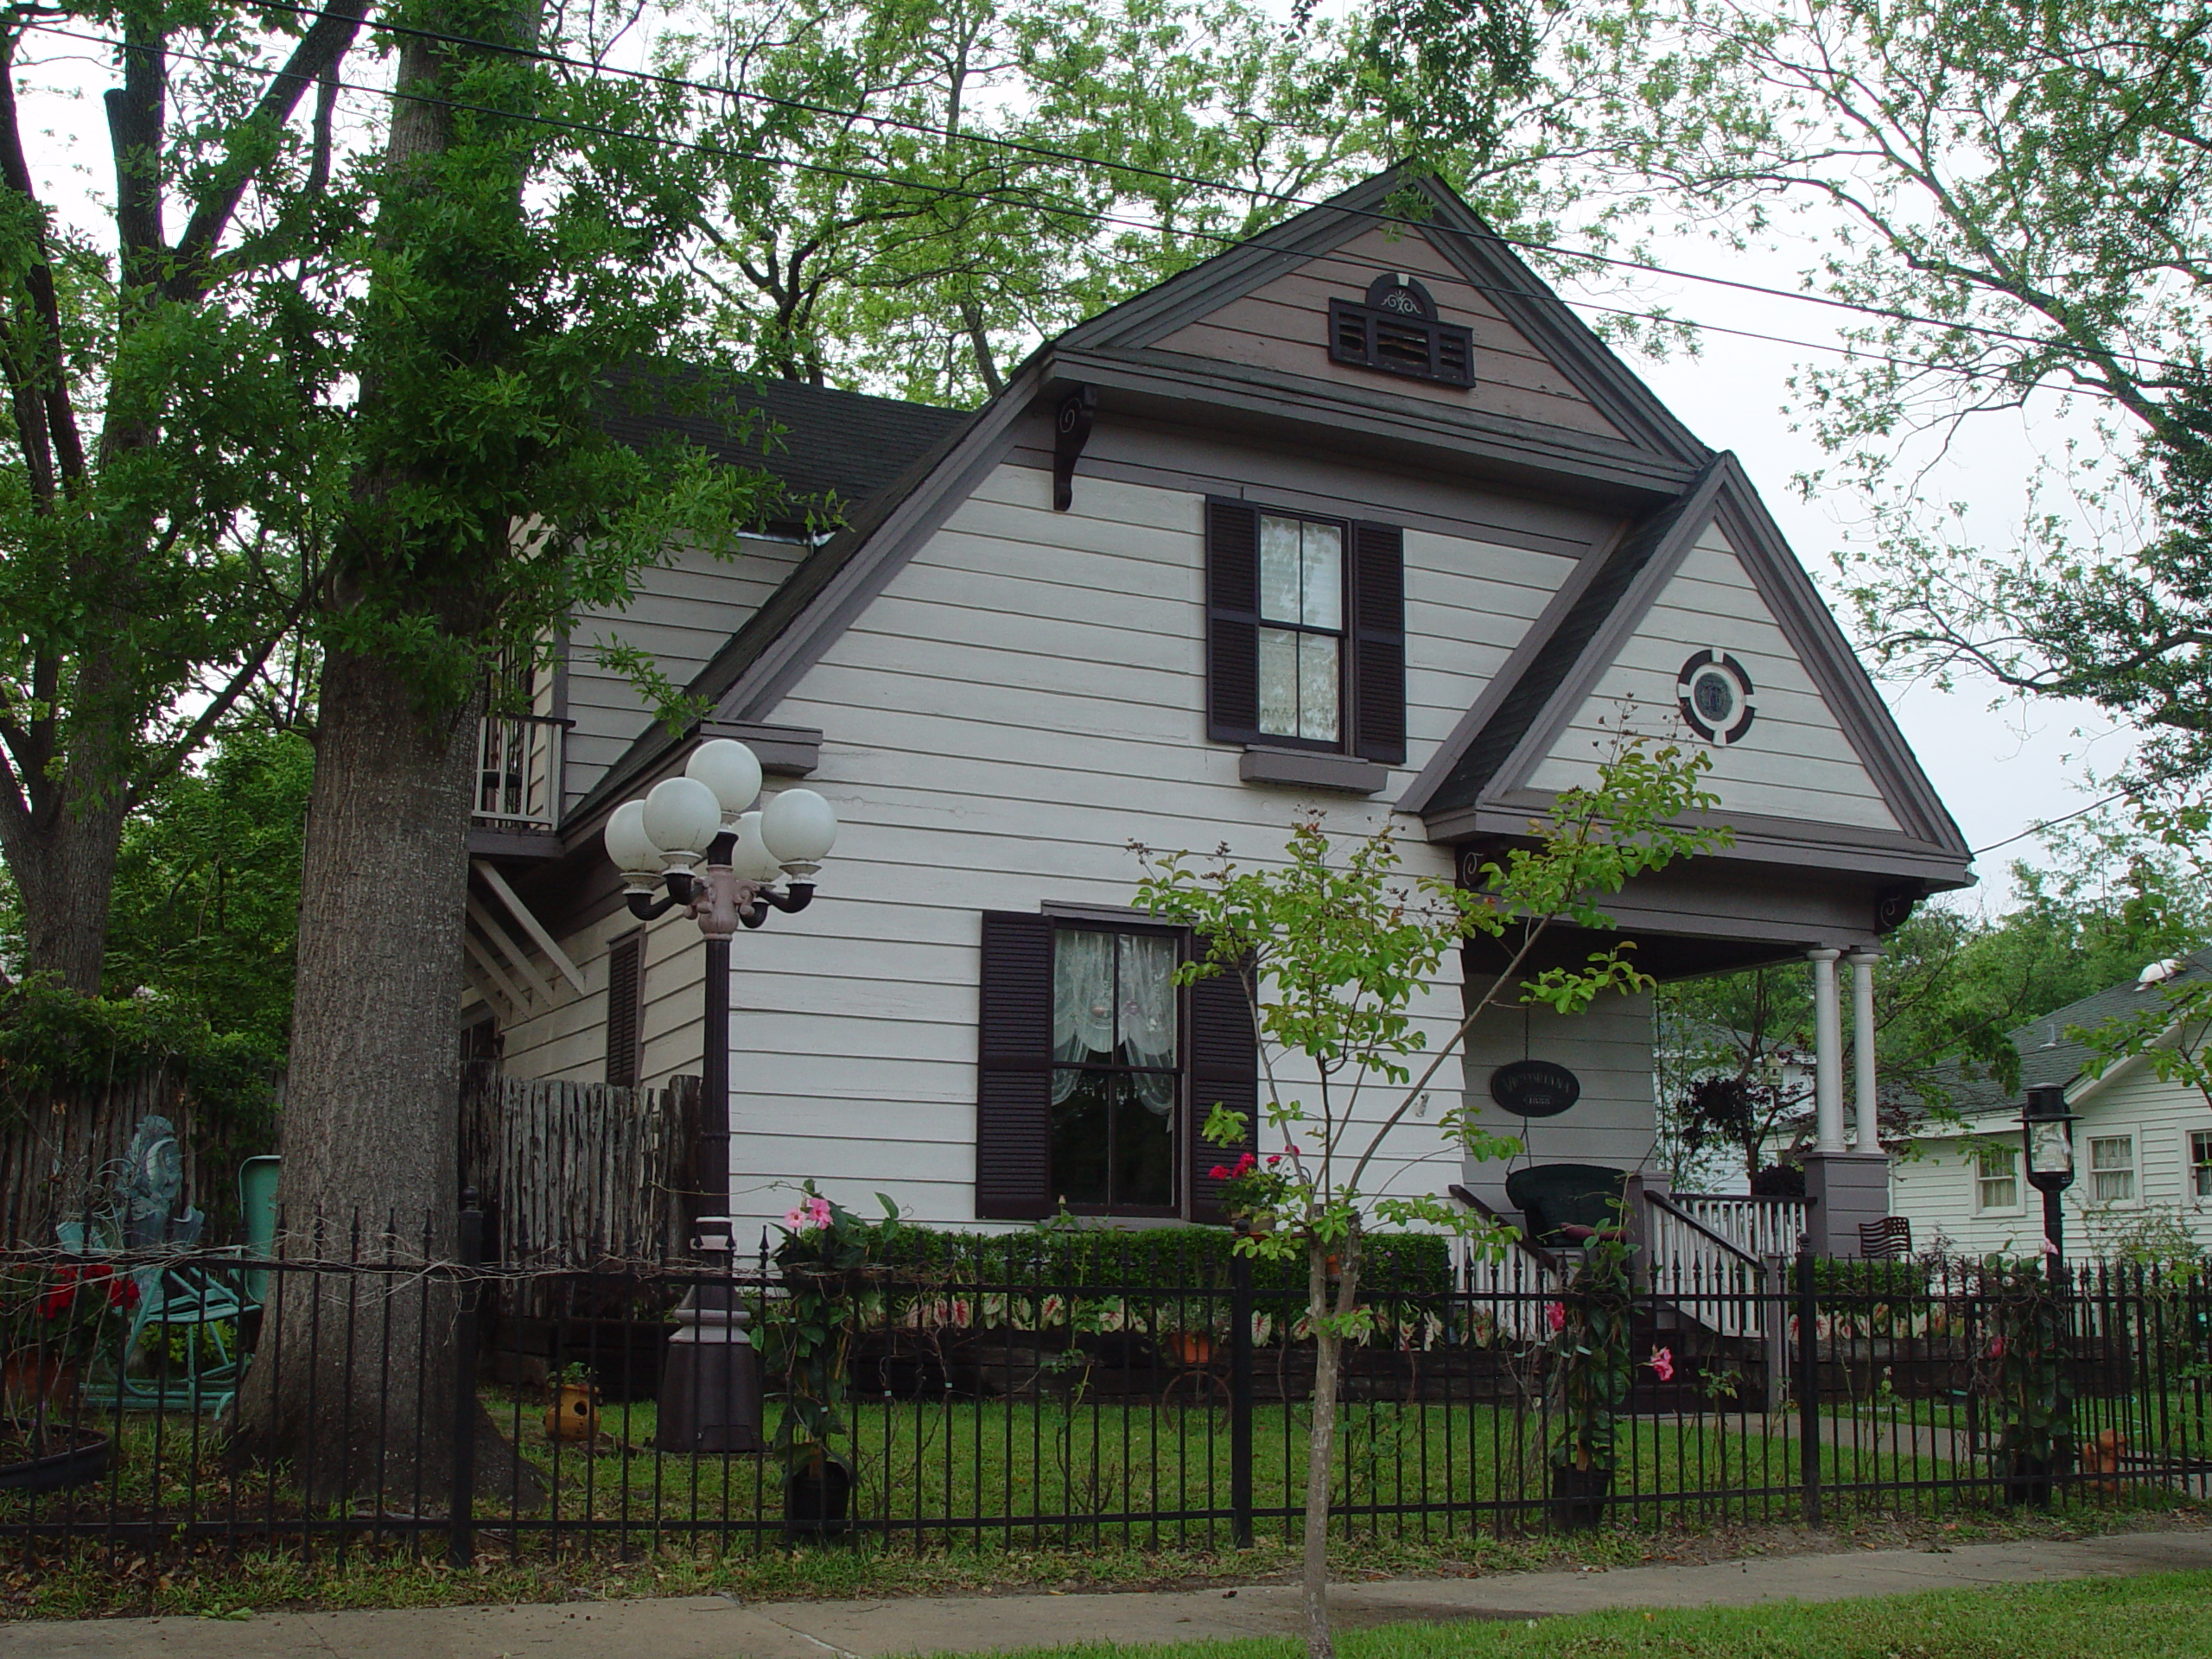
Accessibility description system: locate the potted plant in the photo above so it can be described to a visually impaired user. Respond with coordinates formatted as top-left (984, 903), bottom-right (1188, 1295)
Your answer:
top-left (1153, 1295), bottom-right (1229, 1366)
top-left (544, 1361), bottom-right (600, 1443)
top-left (1, 1256), bottom-right (138, 1491)
top-left (1545, 1230), bottom-right (1636, 1529)
top-left (760, 1183), bottom-right (902, 1540)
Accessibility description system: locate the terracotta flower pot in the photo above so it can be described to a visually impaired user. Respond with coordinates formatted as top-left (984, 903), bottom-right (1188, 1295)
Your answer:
top-left (1167, 1332), bottom-right (1215, 1366)
top-left (2, 1354), bottom-right (79, 1418)
top-left (545, 1380), bottom-right (600, 1443)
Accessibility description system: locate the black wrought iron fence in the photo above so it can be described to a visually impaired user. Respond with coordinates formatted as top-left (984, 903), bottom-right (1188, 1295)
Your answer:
top-left (3, 1209), bottom-right (2207, 1569)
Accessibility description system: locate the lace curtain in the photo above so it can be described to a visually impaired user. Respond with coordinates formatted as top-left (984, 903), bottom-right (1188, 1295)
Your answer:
top-left (1052, 929), bottom-right (1177, 1114)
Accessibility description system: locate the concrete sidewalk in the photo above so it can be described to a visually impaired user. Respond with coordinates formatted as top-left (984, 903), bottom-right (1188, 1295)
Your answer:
top-left (5, 1527), bottom-right (2209, 1658)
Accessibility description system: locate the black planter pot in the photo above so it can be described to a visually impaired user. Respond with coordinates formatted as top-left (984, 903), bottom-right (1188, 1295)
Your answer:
top-left (1548, 1464), bottom-right (1612, 1531)
top-left (783, 1457), bottom-right (855, 1541)
top-left (0, 1428), bottom-right (111, 1495)
top-left (2003, 1452), bottom-right (2060, 1510)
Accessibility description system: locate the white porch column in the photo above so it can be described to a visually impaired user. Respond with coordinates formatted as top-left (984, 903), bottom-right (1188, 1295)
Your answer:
top-left (1847, 949), bottom-right (1881, 1152)
top-left (1808, 948), bottom-right (1846, 1154)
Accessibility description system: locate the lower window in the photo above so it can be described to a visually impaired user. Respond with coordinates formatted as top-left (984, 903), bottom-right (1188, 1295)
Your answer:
top-left (1050, 925), bottom-right (1181, 1213)
top-left (2089, 1134), bottom-right (2136, 1204)
top-left (1974, 1147), bottom-right (2018, 1213)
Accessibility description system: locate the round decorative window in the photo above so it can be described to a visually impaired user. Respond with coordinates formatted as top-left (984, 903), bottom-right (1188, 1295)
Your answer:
top-left (1676, 649), bottom-right (1757, 745)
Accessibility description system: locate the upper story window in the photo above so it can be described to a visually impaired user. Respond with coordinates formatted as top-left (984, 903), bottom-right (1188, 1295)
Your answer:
top-left (2090, 1134), bottom-right (2137, 1204)
top-left (1327, 274), bottom-right (1475, 389)
top-left (1206, 499), bottom-right (1406, 767)
top-left (1258, 514), bottom-right (1345, 744)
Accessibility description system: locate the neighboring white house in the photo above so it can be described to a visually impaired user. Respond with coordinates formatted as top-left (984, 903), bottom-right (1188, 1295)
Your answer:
top-left (456, 166), bottom-right (1974, 1250)
top-left (1891, 952), bottom-right (2212, 1260)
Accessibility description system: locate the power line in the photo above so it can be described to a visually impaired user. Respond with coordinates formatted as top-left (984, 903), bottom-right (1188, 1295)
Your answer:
top-left (1969, 787), bottom-right (2138, 857)
top-left (11, 18), bottom-right (2139, 406)
top-left (235, 0), bottom-right (2197, 382)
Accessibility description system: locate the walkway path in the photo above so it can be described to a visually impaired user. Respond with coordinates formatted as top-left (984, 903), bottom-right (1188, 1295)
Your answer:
top-left (7, 1526), bottom-right (2209, 1658)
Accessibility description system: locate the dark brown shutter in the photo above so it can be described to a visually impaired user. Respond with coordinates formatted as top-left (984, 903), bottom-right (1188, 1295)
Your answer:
top-left (976, 910), bottom-right (1056, 1220)
top-left (1351, 520), bottom-right (1407, 766)
top-left (1206, 499), bottom-right (1262, 744)
top-left (1187, 959), bottom-right (1258, 1224)
top-left (605, 930), bottom-right (644, 1088)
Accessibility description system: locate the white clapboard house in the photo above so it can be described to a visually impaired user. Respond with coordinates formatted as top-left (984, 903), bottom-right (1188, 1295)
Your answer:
top-left (459, 166), bottom-right (1974, 1267)
top-left (1891, 952), bottom-right (2212, 1261)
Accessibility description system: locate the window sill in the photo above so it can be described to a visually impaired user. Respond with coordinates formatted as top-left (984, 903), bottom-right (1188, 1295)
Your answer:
top-left (1239, 746), bottom-right (1389, 795)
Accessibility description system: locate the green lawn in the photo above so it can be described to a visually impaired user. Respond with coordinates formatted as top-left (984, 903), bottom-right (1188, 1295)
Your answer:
top-left (947, 1569), bottom-right (2212, 1659)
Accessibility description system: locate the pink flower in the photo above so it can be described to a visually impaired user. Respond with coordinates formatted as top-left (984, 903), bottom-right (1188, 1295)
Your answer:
top-left (1266, 1154), bottom-right (1281, 1166)
top-left (1985, 1336), bottom-right (2005, 1359)
top-left (784, 1205), bottom-right (808, 1229)
top-left (1544, 1301), bottom-right (1566, 1333)
top-left (1649, 1346), bottom-right (1675, 1382)
top-left (2040, 1237), bottom-right (2060, 1257)
top-left (806, 1195), bottom-right (834, 1227)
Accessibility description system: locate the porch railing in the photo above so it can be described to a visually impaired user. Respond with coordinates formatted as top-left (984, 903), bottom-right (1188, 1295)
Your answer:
top-left (1669, 1192), bottom-right (1809, 1260)
top-left (474, 713), bottom-right (567, 830)
top-left (1644, 1190), bottom-right (1768, 1339)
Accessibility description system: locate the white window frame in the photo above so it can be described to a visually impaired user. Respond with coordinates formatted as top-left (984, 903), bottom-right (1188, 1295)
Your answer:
top-left (1971, 1144), bottom-right (2023, 1216)
top-left (2187, 1128), bottom-right (2212, 1206)
top-left (2088, 1132), bottom-right (2140, 1206)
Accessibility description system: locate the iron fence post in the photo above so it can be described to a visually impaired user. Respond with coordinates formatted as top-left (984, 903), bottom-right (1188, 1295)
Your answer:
top-left (1796, 1241), bottom-right (1821, 1528)
top-left (449, 1189), bottom-right (483, 1569)
top-left (1230, 1243), bottom-right (1254, 1548)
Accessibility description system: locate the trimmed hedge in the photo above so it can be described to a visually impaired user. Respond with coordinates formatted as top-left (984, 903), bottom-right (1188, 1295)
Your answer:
top-left (869, 1223), bottom-right (1452, 1295)
top-left (1809, 1256), bottom-right (1931, 1299)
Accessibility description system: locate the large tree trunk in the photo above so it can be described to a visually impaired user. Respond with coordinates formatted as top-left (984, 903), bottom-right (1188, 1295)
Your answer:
top-left (0, 787), bottom-right (127, 991)
top-left (1301, 1230), bottom-right (1360, 1659)
top-left (230, 649), bottom-right (533, 1503)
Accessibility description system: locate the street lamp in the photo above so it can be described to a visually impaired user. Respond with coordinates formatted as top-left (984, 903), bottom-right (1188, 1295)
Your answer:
top-left (603, 737), bottom-right (839, 1451)
top-left (2021, 1083), bottom-right (2077, 1274)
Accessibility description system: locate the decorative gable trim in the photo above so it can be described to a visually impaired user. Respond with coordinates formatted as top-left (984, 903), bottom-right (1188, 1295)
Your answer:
top-left (1405, 453), bottom-right (1969, 877)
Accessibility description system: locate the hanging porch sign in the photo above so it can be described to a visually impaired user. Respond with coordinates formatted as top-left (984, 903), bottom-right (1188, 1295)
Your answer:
top-left (1489, 1059), bottom-right (1580, 1117)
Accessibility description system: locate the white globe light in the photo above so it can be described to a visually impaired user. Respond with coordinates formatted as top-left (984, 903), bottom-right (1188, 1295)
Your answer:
top-left (642, 775), bottom-right (722, 858)
top-left (760, 788), bottom-right (838, 865)
top-left (730, 811), bottom-right (785, 883)
top-left (604, 799), bottom-right (662, 874)
top-left (686, 739), bottom-right (762, 821)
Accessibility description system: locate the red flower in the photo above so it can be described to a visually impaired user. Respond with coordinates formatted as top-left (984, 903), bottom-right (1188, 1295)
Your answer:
top-left (1544, 1301), bottom-right (1566, 1333)
top-left (1209, 1165), bottom-right (1232, 1181)
top-left (108, 1274), bottom-right (139, 1309)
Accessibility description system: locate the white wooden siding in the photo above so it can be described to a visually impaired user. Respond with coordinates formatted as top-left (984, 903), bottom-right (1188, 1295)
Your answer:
top-left (1454, 982), bottom-right (1660, 1220)
top-left (563, 534), bottom-right (807, 813)
top-left (1527, 523), bottom-right (1903, 830)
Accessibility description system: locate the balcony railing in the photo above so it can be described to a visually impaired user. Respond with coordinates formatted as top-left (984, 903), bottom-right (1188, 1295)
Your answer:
top-left (474, 714), bottom-right (566, 831)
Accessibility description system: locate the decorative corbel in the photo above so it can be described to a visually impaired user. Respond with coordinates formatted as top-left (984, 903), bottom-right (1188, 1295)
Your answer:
top-left (1052, 385), bottom-right (1097, 512)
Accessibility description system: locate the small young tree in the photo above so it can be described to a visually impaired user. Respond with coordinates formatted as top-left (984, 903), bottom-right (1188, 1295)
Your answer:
top-left (1134, 739), bottom-right (1726, 1659)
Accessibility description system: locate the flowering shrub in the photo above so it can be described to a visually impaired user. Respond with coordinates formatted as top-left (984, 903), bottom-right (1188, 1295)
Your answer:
top-left (1547, 1231), bottom-right (1637, 1474)
top-left (2, 1255), bottom-right (139, 1434)
top-left (758, 1183), bottom-right (903, 1475)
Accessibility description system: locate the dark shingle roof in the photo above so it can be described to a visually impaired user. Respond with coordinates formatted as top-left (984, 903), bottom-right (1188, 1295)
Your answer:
top-left (599, 372), bottom-right (969, 523)
top-left (1917, 946), bottom-right (2212, 1121)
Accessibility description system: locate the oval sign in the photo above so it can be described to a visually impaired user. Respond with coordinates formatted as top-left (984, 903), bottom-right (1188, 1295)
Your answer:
top-left (1490, 1059), bottom-right (1580, 1118)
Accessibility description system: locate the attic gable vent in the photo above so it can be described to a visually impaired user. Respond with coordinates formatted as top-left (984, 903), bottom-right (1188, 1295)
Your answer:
top-left (1326, 273), bottom-right (1475, 389)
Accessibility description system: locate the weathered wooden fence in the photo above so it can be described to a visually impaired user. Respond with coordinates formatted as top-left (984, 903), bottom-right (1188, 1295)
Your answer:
top-left (0, 1065), bottom-right (272, 1244)
top-left (457, 1065), bottom-right (700, 1269)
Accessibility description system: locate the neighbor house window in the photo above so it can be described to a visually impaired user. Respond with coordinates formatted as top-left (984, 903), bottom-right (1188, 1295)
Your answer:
top-left (1050, 925), bottom-right (1181, 1213)
top-left (2190, 1130), bottom-right (2212, 1201)
top-left (1257, 513), bottom-right (1345, 744)
top-left (2090, 1134), bottom-right (2137, 1203)
top-left (1974, 1147), bottom-right (2019, 1212)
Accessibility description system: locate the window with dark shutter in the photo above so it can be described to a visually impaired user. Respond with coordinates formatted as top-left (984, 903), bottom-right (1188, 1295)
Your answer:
top-left (605, 930), bottom-right (644, 1088)
top-left (1188, 959), bottom-right (1258, 1224)
top-left (1351, 522), bottom-right (1407, 766)
top-left (1207, 499), bottom-right (1405, 767)
top-left (976, 911), bottom-right (1057, 1219)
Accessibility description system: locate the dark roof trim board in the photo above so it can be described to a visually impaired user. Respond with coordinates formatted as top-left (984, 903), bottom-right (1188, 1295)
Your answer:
top-left (1054, 346), bottom-right (1698, 500)
top-left (1402, 457), bottom-right (1730, 817)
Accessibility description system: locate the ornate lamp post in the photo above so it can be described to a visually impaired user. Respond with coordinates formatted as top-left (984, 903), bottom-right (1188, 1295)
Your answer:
top-left (602, 737), bottom-right (839, 1450)
top-left (2021, 1083), bottom-right (2078, 1274)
